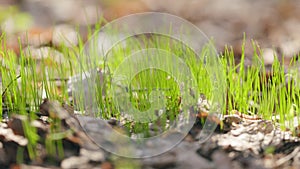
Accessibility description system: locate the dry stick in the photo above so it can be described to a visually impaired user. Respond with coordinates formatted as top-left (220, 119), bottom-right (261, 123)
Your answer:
top-left (274, 147), bottom-right (300, 167)
top-left (1, 74), bottom-right (21, 99)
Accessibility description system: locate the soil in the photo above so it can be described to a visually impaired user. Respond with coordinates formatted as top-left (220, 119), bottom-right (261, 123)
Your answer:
top-left (1, 100), bottom-right (300, 169)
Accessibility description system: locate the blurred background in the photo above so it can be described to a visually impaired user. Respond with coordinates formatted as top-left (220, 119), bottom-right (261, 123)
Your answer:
top-left (1, 0), bottom-right (300, 64)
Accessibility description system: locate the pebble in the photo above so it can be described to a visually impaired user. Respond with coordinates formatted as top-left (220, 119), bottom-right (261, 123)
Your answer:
top-left (280, 40), bottom-right (300, 59)
top-left (22, 46), bottom-right (64, 63)
top-left (39, 99), bottom-right (70, 118)
top-left (80, 148), bottom-right (105, 162)
top-left (0, 124), bottom-right (28, 146)
top-left (262, 48), bottom-right (276, 65)
top-left (1, 14), bottom-right (33, 35)
top-left (20, 28), bottom-right (53, 47)
top-left (60, 156), bottom-right (89, 169)
top-left (52, 24), bottom-right (79, 47)
top-left (74, 5), bottom-right (102, 25)
top-left (196, 20), bottom-right (236, 51)
top-left (49, 0), bottom-right (81, 23)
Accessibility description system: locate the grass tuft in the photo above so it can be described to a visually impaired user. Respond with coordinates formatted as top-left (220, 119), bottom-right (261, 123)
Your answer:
top-left (1, 25), bottom-right (300, 161)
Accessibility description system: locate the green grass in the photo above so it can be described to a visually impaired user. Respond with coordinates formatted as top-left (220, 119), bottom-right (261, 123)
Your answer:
top-left (1, 23), bottom-right (300, 163)
top-left (225, 41), bottom-right (300, 133)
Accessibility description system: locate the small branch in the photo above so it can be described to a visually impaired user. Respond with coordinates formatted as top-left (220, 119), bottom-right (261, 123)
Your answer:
top-left (274, 147), bottom-right (300, 167)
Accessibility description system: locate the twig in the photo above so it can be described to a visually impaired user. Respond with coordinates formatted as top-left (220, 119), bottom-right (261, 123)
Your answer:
top-left (274, 147), bottom-right (300, 167)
